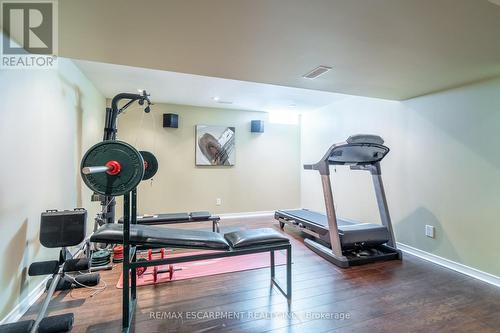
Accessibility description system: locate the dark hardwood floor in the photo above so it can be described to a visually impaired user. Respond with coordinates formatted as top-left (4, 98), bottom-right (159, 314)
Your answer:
top-left (22, 216), bottom-right (500, 333)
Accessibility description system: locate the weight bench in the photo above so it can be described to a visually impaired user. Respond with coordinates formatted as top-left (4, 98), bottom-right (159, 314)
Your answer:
top-left (117, 211), bottom-right (220, 232)
top-left (90, 223), bottom-right (292, 333)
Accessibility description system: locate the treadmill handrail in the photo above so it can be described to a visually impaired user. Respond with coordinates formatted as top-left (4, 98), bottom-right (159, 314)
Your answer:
top-left (303, 138), bottom-right (389, 175)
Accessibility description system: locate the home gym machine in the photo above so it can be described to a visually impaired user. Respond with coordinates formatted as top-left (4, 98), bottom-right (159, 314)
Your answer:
top-left (275, 135), bottom-right (402, 267)
top-left (94, 91), bottom-right (220, 234)
top-left (97, 90), bottom-right (153, 227)
top-left (81, 139), bottom-right (292, 333)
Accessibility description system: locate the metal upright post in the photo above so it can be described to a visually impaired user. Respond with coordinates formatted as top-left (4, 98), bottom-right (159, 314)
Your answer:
top-left (320, 174), bottom-right (343, 257)
top-left (131, 189), bottom-right (137, 301)
top-left (122, 193), bottom-right (130, 331)
top-left (370, 163), bottom-right (397, 248)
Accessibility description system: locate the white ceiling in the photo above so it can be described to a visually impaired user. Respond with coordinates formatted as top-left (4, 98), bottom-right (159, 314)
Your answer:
top-left (60, 0), bottom-right (500, 100)
top-left (74, 59), bottom-right (347, 113)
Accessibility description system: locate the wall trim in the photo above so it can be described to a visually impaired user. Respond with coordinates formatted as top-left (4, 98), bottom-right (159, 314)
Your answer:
top-left (0, 277), bottom-right (49, 325)
top-left (219, 211), bottom-right (274, 219)
top-left (218, 209), bottom-right (302, 219)
top-left (397, 242), bottom-right (500, 288)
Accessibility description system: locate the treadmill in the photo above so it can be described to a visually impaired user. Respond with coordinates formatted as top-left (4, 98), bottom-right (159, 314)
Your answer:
top-left (275, 134), bottom-right (402, 267)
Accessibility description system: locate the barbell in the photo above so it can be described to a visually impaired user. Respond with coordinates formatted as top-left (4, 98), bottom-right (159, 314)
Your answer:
top-left (80, 141), bottom-right (159, 196)
top-left (82, 161), bottom-right (122, 176)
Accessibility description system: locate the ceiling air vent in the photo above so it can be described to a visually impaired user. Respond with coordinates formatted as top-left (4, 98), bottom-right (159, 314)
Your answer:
top-left (217, 100), bottom-right (233, 104)
top-left (302, 65), bottom-right (332, 79)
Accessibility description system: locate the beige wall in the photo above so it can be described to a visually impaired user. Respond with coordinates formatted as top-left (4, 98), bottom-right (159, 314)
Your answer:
top-left (0, 57), bottom-right (105, 320)
top-left (301, 78), bottom-right (500, 277)
top-left (113, 103), bottom-right (301, 215)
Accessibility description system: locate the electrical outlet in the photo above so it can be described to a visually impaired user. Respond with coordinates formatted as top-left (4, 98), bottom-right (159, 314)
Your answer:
top-left (216, 198), bottom-right (222, 206)
top-left (425, 225), bottom-right (435, 238)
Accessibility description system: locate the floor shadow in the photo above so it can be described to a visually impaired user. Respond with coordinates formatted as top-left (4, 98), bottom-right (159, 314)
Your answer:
top-left (86, 318), bottom-right (123, 333)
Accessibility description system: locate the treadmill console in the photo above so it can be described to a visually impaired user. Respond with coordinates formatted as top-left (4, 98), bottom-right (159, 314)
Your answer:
top-left (346, 134), bottom-right (384, 145)
top-left (328, 144), bottom-right (389, 165)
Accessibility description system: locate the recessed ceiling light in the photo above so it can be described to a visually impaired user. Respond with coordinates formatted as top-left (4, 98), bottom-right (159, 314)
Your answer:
top-left (302, 65), bottom-right (332, 79)
top-left (488, 0), bottom-right (500, 6)
top-left (212, 96), bottom-right (220, 101)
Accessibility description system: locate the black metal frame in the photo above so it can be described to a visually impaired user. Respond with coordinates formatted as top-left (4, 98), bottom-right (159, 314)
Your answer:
top-left (121, 189), bottom-right (291, 333)
top-left (101, 92), bottom-right (152, 225)
top-left (118, 214), bottom-right (221, 232)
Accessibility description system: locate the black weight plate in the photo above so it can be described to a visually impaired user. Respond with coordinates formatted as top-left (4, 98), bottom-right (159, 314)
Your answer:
top-left (92, 261), bottom-right (109, 266)
top-left (91, 256), bottom-right (110, 262)
top-left (139, 151), bottom-right (158, 180)
top-left (81, 141), bottom-right (145, 196)
top-left (91, 258), bottom-right (109, 263)
top-left (92, 250), bottom-right (111, 260)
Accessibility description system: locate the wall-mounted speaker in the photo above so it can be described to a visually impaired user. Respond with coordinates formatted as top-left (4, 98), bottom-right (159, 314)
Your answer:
top-left (163, 113), bottom-right (179, 128)
top-left (251, 120), bottom-right (264, 133)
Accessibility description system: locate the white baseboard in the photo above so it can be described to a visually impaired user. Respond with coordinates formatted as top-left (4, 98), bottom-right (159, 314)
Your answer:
top-left (218, 208), bottom-right (303, 219)
top-left (397, 242), bottom-right (500, 288)
top-left (219, 211), bottom-right (274, 219)
top-left (0, 277), bottom-right (49, 325)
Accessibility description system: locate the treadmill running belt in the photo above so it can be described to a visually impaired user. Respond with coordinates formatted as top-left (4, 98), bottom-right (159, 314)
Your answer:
top-left (277, 209), bottom-right (390, 248)
top-left (278, 209), bottom-right (356, 227)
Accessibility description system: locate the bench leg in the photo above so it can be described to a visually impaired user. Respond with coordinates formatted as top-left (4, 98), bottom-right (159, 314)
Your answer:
top-left (213, 220), bottom-right (220, 233)
top-left (270, 250), bottom-right (275, 278)
top-left (286, 245), bottom-right (292, 300)
top-left (270, 246), bottom-right (291, 301)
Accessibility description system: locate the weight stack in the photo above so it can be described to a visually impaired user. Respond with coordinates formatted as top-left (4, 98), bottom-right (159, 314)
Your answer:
top-left (91, 250), bottom-right (111, 267)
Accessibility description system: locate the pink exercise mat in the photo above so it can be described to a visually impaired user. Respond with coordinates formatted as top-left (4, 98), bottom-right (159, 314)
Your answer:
top-left (116, 250), bottom-right (287, 288)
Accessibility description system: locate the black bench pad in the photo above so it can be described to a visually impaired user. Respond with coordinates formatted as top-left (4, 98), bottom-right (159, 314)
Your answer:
top-left (90, 225), bottom-right (289, 251)
top-left (91, 224), bottom-right (230, 250)
top-left (118, 212), bottom-right (218, 225)
top-left (190, 211), bottom-right (211, 220)
top-left (225, 228), bottom-right (289, 248)
top-left (118, 213), bottom-right (190, 224)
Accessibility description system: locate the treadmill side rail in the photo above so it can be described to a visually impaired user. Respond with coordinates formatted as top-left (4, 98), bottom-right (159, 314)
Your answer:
top-left (304, 239), bottom-right (349, 268)
top-left (372, 172), bottom-right (397, 248)
top-left (320, 174), bottom-right (343, 257)
top-left (305, 238), bottom-right (402, 267)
